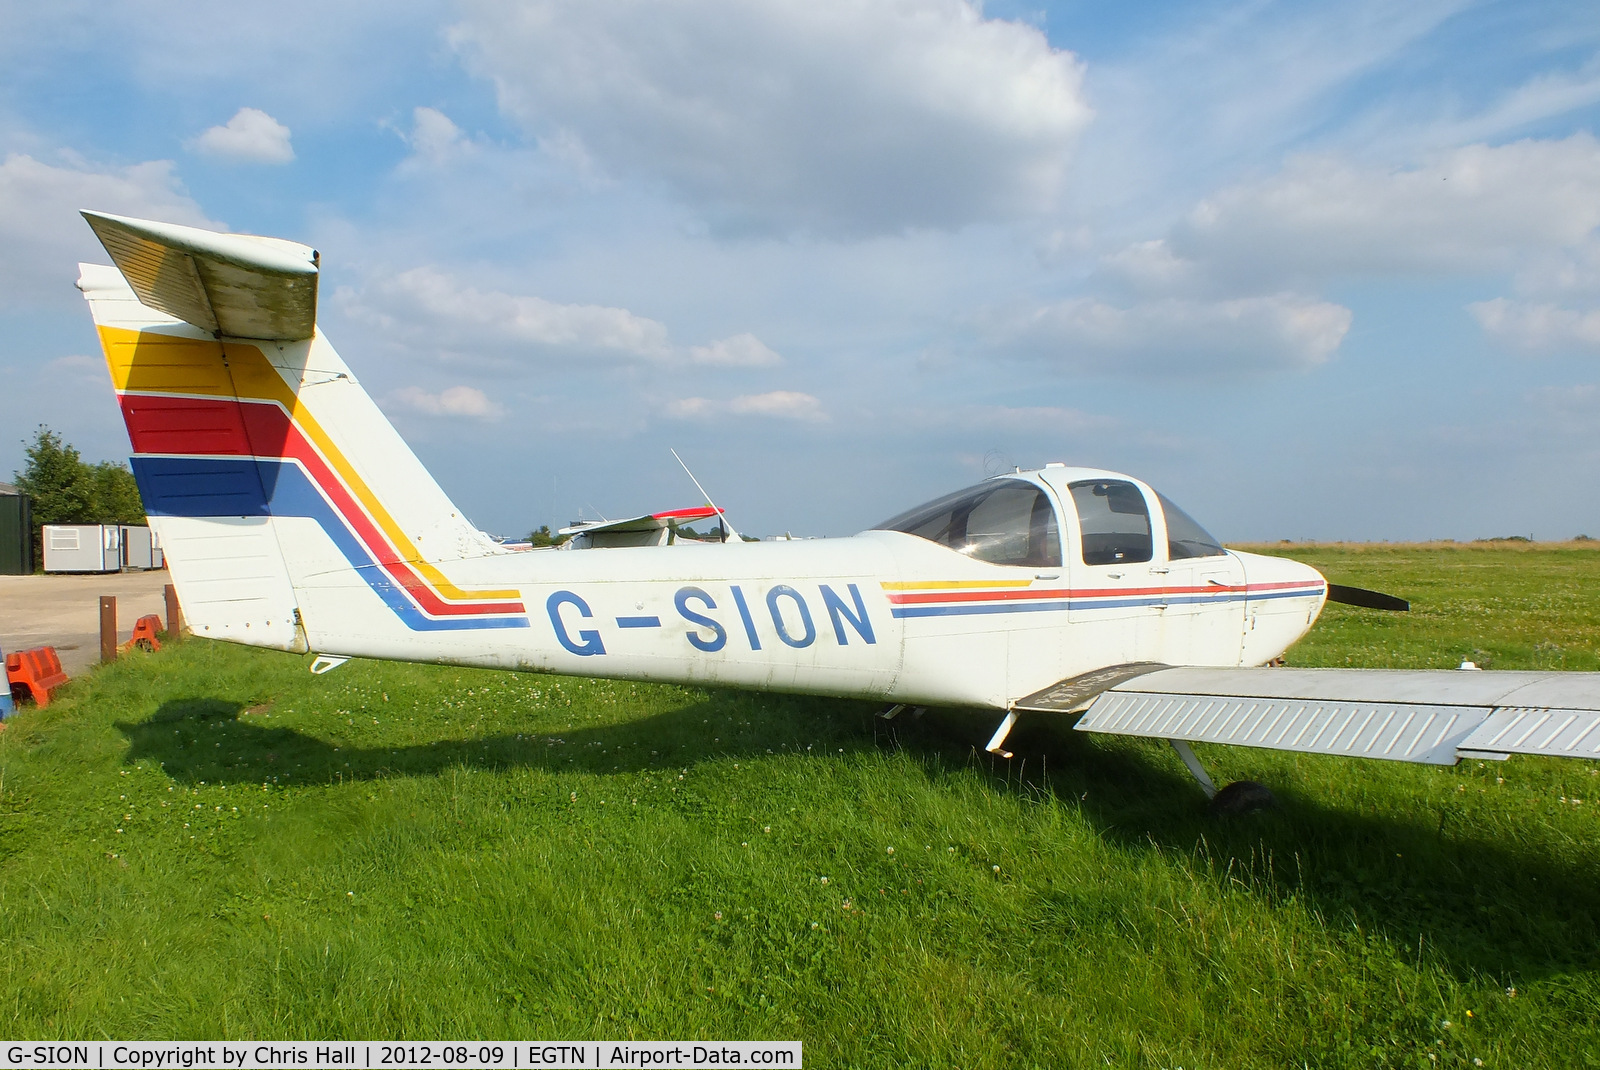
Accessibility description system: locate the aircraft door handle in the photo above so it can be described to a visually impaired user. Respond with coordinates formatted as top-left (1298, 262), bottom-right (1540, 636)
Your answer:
top-left (1149, 567), bottom-right (1170, 575)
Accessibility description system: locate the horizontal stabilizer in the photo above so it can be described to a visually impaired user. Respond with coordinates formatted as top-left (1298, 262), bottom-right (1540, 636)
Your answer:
top-left (1075, 666), bottom-right (1600, 766)
top-left (82, 210), bottom-right (318, 340)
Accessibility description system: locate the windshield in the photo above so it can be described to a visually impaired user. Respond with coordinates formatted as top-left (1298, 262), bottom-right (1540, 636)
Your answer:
top-left (873, 479), bottom-right (1061, 567)
top-left (1157, 491), bottom-right (1225, 559)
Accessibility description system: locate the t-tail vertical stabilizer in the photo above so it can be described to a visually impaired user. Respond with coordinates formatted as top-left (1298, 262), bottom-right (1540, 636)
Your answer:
top-left (77, 211), bottom-right (527, 658)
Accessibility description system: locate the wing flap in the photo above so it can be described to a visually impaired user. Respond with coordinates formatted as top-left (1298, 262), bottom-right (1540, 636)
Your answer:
top-left (1079, 690), bottom-right (1484, 765)
top-left (82, 210), bottom-right (318, 340)
top-left (1072, 666), bottom-right (1600, 766)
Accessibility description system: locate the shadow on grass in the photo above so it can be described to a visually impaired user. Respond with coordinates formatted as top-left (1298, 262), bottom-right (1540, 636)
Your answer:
top-left (116, 691), bottom-right (881, 788)
top-left (118, 691), bottom-right (1600, 985)
top-left (901, 710), bottom-right (1600, 987)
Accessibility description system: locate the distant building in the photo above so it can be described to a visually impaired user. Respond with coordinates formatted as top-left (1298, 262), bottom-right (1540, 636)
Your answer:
top-left (0, 482), bottom-right (32, 575)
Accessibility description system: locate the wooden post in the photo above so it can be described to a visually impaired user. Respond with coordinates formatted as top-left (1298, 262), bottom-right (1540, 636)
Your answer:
top-left (100, 596), bottom-right (117, 664)
top-left (164, 583), bottom-right (182, 639)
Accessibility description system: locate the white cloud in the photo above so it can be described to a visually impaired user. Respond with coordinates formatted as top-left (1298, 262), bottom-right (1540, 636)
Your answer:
top-left (341, 267), bottom-right (790, 371)
top-left (1087, 135), bottom-right (1600, 365)
top-left (1099, 239), bottom-right (1200, 295)
top-left (0, 153), bottom-right (220, 305)
top-left (1501, 240), bottom-right (1600, 306)
top-left (387, 385), bottom-right (503, 419)
top-left (1423, 56), bottom-right (1600, 147)
top-left (1159, 135), bottom-right (1600, 289)
top-left (1065, 0), bottom-right (1468, 226)
top-left (403, 107), bottom-right (473, 166)
top-left (667, 390), bottom-right (827, 422)
top-left (450, 0), bottom-right (1090, 234)
top-left (663, 397), bottom-right (716, 420)
top-left (345, 267), bottom-right (673, 360)
top-left (687, 333), bottom-right (782, 367)
top-left (1470, 298), bottom-right (1600, 354)
top-left (986, 294), bottom-right (1352, 374)
top-left (947, 404), bottom-right (1115, 433)
top-left (189, 107), bottom-right (295, 164)
top-left (729, 391), bottom-right (826, 420)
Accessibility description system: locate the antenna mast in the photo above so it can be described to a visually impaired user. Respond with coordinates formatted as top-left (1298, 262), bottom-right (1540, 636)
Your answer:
top-left (671, 449), bottom-right (739, 543)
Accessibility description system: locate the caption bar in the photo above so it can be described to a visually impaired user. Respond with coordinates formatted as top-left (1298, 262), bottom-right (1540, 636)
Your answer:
top-left (1, 1044), bottom-right (801, 1070)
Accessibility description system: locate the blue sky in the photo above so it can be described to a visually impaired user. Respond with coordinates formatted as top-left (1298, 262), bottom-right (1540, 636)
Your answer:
top-left (3, 0), bottom-right (1600, 542)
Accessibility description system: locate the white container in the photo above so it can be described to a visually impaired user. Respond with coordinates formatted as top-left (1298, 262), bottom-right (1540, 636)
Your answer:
top-left (42, 524), bottom-right (120, 573)
top-left (120, 525), bottom-right (155, 570)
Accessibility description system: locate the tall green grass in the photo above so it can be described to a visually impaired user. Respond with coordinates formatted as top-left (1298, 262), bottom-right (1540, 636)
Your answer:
top-left (2, 544), bottom-right (1598, 1068)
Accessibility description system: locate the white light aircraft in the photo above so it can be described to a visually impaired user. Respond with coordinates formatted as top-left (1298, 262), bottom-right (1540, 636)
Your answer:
top-left (76, 211), bottom-right (1600, 811)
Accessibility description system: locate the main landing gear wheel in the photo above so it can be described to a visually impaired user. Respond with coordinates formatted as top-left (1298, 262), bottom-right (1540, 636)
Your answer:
top-left (1208, 780), bottom-right (1277, 817)
top-left (1166, 740), bottom-right (1277, 816)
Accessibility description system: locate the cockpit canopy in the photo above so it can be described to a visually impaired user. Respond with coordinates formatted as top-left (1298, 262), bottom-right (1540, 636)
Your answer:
top-left (873, 473), bottom-right (1224, 567)
top-left (872, 479), bottom-right (1061, 567)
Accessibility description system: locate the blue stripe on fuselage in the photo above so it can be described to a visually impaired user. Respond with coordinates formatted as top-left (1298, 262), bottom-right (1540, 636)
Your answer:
top-left (890, 587), bottom-right (1323, 618)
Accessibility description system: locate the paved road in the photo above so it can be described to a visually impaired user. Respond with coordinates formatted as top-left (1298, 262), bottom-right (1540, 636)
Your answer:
top-left (0, 571), bottom-right (173, 678)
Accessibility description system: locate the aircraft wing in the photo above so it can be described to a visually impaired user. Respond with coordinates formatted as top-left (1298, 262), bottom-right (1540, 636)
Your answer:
top-left (559, 506), bottom-right (726, 548)
top-left (559, 506), bottom-right (723, 538)
top-left (1065, 666), bottom-right (1600, 765)
top-left (82, 210), bottom-right (318, 340)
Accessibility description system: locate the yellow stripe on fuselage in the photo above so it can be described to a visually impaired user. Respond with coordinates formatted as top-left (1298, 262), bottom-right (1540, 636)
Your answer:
top-left (879, 579), bottom-right (1036, 590)
top-left (97, 325), bottom-right (520, 603)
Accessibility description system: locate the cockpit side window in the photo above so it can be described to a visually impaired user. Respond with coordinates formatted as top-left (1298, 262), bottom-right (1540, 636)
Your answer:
top-left (873, 479), bottom-right (1061, 567)
top-left (1157, 491), bottom-right (1225, 559)
top-left (1068, 479), bottom-right (1152, 565)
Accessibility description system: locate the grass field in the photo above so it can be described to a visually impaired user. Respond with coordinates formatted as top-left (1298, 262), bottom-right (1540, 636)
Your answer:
top-left (3, 544), bottom-right (1599, 1068)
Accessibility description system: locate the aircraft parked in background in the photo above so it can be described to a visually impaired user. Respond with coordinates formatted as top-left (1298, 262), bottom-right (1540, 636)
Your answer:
top-left (77, 211), bottom-right (1600, 810)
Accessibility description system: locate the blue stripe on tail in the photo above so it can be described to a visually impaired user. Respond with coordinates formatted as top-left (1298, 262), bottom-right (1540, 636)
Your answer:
top-left (132, 456), bottom-right (528, 632)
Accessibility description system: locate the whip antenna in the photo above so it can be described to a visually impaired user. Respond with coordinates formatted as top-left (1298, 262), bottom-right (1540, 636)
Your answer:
top-left (671, 448), bottom-right (739, 543)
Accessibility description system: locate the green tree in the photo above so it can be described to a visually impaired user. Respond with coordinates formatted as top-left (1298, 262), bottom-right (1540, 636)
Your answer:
top-left (526, 524), bottom-right (570, 547)
top-left (86, 461), bottom-right (146, 525)
top-left (12, 426), bottom-right (146, 569)
top-left (14, 427), bottom-right (90, 522)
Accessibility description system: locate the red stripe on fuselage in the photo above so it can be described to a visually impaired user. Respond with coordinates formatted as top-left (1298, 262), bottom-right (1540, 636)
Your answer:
top-left (118, 393), bottom-right (525, 617)
top-left (885, 580), bottom-right (1324, 605)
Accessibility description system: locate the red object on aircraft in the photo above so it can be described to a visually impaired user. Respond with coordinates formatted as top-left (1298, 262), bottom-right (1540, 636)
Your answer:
top-left (122, 614), bottom-right (163, 654)
top-left (6, 647), bottom-right (70, 707)
top-left (651, 506), bottom-right (723, 522)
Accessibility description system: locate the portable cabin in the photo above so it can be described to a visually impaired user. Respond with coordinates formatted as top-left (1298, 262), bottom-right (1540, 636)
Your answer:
top-left (121, 524), bottom-right (155, 570)
top-left (42, 524), bottom-right (121, 572)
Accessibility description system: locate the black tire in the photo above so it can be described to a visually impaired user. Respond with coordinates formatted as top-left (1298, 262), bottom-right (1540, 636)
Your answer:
top-left (1209, 780), bottom-right (1276, 817)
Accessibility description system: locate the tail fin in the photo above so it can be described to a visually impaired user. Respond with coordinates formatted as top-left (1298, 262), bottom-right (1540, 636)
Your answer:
top-left (78, 212), bottom-right (527, 655)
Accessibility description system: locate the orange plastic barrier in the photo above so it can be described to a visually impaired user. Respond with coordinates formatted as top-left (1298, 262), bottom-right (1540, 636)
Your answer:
top-left (6, 647), bottom-right (70, 707)
top-left (122, 614), bottom-right (163, 654)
